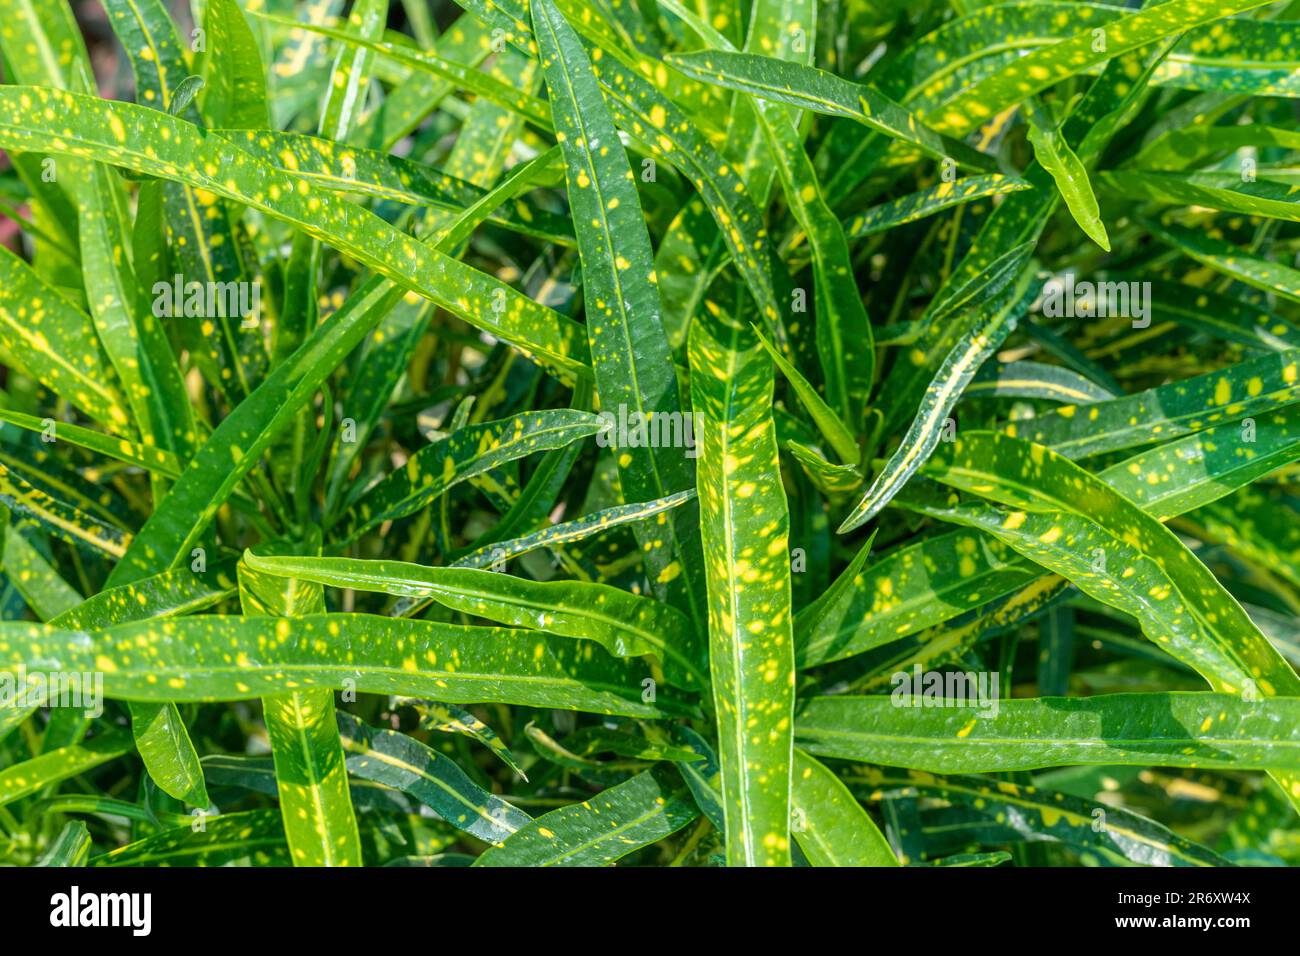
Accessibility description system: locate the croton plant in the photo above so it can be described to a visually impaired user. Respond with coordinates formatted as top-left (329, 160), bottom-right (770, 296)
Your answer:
top-left (0, 0), bottom-right (1298, 869)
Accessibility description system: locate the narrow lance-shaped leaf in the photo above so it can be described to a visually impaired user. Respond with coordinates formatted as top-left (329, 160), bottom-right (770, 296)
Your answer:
top-left (928, 0), bottom-right (1280, 138)
top-left (0, 246), bottom-right (129, 431)
top-left (0, 408), bottom-right (181, 477)
top-left (753, 325), bottom-right (858, 466)
top-left (532, 0), bottom-right (705, 628)
top-left (100, 0), bottom-right (268, 403)
top-left (0, 732), bottom-right (133, 807)
top-left (0, 614), bottom-right (688, 718)
top-left (967, 361), bottom-right (1116, 405)
top-left (37, 821), bottom-right (93, 867)
top-left (927, 432), bottom-right (1300, 697)
top-left (0, 88), bottom-right (592, 385)
top-left (796, 692), bottom-right (1300, 774)
top-left (220, 128), bottom-right (573, 244)
top-left (922, 431), bottom-right (1300, 809)
top-left (1003, 349), bottom-right (1300, 459)
top-left (843, 175), bottom-right (1033, 241)
top-left (72, 156), bottom-right (198, 462)
top-left (446, 0), bottom-right (788, 330)
top-left (474, 766), bottom-right (698, 866)
top-left (755, 103), bottom-right (873, 426)
top-left (802, 406), bottom-right (1300, 670)
top-left (91, 810), bottom-right (290, 867)
top-left (239, 549), bottom-right (363, 867)
top-left (200, 0), bottom-right (269, 129)
top-left (1026, 117), bottom-right (1109, 252)
top-left (338, 712), bottom-right (532, 847)
top-left (846, 766), bottom-right (1228, 867)
top-left (838, 256), bottom-right (1033, 532)
top-left (413, 701), bottom-right (527, 779)
top-left (689, 286), bottom-right (796, 866)
top-left (252, 11), bottom-right (553, 131)
top-left (1146, 218), bottom-right (1300, 304)
top-left (451, 490), bottom-right (698, 569)
top-left (664, 51), bottom-right (996, 173)
top-left (97, 111), bottom-right (589, 588)
top-left (791, 749), bottom-right (898, 866)
top-left (335, 410), bottom-right (604, 542)
top-left (318, 0), bottom-right (388, 140)
top-left (244, 553), bottom-right (708, 690)
top-left (0, 462), bottom-right (130, 560)
top-left (48, 563), bottom-right (235, 809)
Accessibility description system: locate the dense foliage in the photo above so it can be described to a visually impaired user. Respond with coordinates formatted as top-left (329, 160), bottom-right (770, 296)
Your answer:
top-left (0, 0), bottom-right (1298, 867)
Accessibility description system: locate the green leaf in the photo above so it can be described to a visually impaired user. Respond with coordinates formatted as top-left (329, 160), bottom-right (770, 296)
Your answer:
top-left (338, 712), bottom-right (532, 845)
top-left (1146, 218), bottom-right (1300, 304)
top-left (846, 766), bottom-right (1228, 867)
top-left (845, 175), bottom-right (1033, 241)
top-left (244, 554), bottom-right (707, 690)
top-left (798, 693), bottom-right (1300, 773)
top-left (928, 0), bottom-right (1279, 137)
top-left (753, 99), bottom-right (874, 424)
top-left (0, 408), bottom-right (181, 476)
top-left (91, 810), bottom-right (290, 867)
top-left (801, 407), bottom-right (1300, 670)
top-left (413, 701), bottom-right (527, 779)
top-left (252, 10), bottom-right (553, 131)
top-left (1104, 170), bottom-right (1300, 225)
top-left (73, 158), bottom-right (197, 461)
top-left (0, 732), bottom-right (133, 807)
top-left (50, 563), bottom-right (237, 630)
top-left (452, 490), bottom-right (698, 569)
top-left (239, 550), bottom-right (363, 867)
top-left (222, 129), bottom-right (572, 244)
top-left (689, 286), bottom-right (795, 866)
top-left (922, 431), bottom-right (1300, 805)
top-left (0, 246), bottom-right (128, 430)
top-left (533, 0), bottom-right (705, 626)
top-left (967, 361), bottom-right (1116, 405)
top-left (664, 51), bottom-right (996, 172)
top-left (753, 325), bottom-right (858, 465)
top-left (335, 410), bottom-right (603, 542)
top-left (0, 614), bottom-right (687, 717)
top-left (1026, 119), bottom-right (1109, 252)
top-left (201, 0), bottom-right (270, 129)
top-left (317, 0), bottom-right (390, 141)
top-left (1003, 349), bottom-right (1300, 459)
top-left (0, 461), bottom-right (130, 560)
top-left (474, 766), bottom-right (698, 865)
top-left (791, 749), bottom-right (898, 866)
top-left (838, 253), bottom-right (1033, 532)
top-left (37, 820), bottom-right (92, 867)
top-left (0, 87), bottom-right (592, 384)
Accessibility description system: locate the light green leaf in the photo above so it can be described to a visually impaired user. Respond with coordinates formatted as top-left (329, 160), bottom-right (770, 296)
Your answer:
top-left (791, 749), bottom-right (898, 866)
top-left (339, 712), bottom-right (531, 845)
top-left (797, 693), bottom-right (1300, 773)
top-left (244, 554), bottom-right (707, 690)
top-left (533, 0), bottom-right (705, 626)
top-left (335, 410), bottom-right (603, 542)
top-left (474, 766), bottom-right (698, 865)
top-left (689, 286), bottom-right (795, 867)
top-left (1026, 118), bottom-right (1109, 252)
top-left (0, 614), bottom-right (688, 717)
top-left (0, 732), bottom-right (133, 807)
